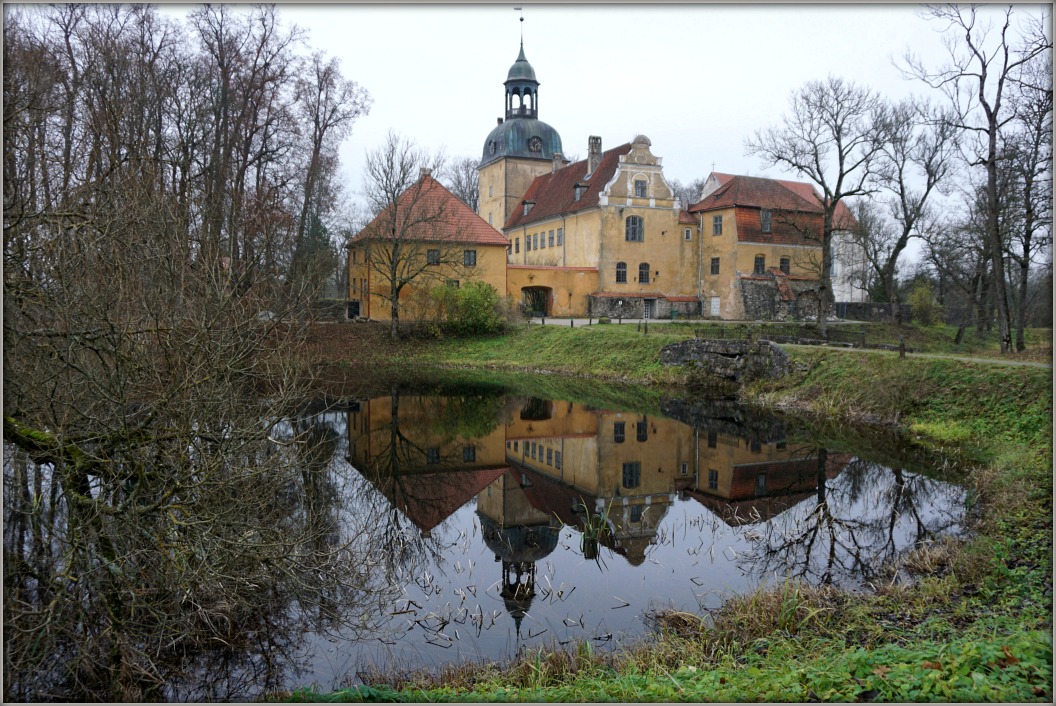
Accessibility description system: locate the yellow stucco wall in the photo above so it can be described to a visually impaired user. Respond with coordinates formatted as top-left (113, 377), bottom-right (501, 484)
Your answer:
top-left (347, 241), bottom-right (508, 322)
top-left (478, 157), bottom-right (556, 231)
top-left (506, 265), bottom-right (598, 316)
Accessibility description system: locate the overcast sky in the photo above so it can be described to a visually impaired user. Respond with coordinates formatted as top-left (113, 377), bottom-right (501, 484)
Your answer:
top-left (161, 3), bottom-right (1049, 216)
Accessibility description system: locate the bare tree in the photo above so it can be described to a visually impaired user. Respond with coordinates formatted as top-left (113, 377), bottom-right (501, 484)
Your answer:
top-left (2, 6), bottom-right (379, 699)
top-left (357, 131), bottom-right (471, 339)
top-left (902, 4), bottom-right (1051, 352)
top-left (669, 176), bottom-right (709, 210)
top-left (746, 76), bottom-right (891, 335)
top-left (1003, 55), bottom-right (1052, 350)
top-left (289, 52), bottom-right (371, 296)
top-left (440, 155), bottom-right (480, 213)
top-left (855, 98), bottom-right (959, 322)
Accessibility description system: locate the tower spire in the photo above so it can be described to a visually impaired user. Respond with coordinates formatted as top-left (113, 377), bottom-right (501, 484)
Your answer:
top-left (515, 7), bottom-right (523, 45)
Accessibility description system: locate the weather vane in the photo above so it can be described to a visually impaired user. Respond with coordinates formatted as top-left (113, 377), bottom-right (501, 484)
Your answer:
top-left (515, 7), bottom-right (523, 43)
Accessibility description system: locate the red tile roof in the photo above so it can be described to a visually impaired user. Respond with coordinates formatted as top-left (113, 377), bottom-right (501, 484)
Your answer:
top-left (350, 175), bottom-right (510, 247)
top-left (678, 210), bottom-right (697, 224)
top-left (694, 173), bottom-right (855, 228)
top-left (690, 174), bottom-right (821, 214)
top-left (503, 143), bottom-right (633, 230)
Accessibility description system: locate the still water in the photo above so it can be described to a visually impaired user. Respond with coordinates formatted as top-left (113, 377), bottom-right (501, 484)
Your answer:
top-left (266, 390), bottom-right (965, 696)
top-left (4, 388), bottom-right (968, 701)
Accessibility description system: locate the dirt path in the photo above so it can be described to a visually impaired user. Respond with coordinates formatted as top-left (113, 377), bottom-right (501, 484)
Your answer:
top-left (781, 343), bottom-right (1053, 369)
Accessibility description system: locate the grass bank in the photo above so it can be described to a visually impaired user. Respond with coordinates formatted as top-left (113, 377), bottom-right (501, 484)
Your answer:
top-left (286, 322), bottom-right (1052, 703)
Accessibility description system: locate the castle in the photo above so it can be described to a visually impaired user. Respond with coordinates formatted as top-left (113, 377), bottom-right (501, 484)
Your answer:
top-left (347, 41), bottom-right (866, 323)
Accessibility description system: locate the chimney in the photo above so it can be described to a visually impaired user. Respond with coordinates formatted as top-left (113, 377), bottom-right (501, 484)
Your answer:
top-left (419, 167), bottom-right (432, 179)
top-left (552, 152), bottom-right (563, 173)
top-left (497, 117), bottom-right (504, 125)
top-left (586, 135), bottom-right (602, 176)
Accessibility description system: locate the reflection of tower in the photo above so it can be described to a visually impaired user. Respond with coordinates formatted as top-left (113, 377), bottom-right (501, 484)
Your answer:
top-left (477, 470), bottom-right (560, 635)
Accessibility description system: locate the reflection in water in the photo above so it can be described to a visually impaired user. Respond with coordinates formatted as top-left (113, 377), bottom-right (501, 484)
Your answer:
top-left (5, 389), bottom-right (965, 700)
top-left (345, 392), bottom-right (966, 665)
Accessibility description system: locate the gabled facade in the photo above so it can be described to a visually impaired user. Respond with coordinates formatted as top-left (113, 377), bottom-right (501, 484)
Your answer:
top-left (498, 134), bottom-right (701, 319)
top-left (346, 171), bottom-right (508, 322)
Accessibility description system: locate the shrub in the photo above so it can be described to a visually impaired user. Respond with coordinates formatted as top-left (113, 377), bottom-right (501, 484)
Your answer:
top-left (907, 281), bottom-right (943, 326)
top-left (439, 281), bottom-right (507, 336)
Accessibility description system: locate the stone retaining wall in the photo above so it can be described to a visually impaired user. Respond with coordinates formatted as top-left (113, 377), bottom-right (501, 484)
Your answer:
top-left (660, 339), bottom-right (792, 381)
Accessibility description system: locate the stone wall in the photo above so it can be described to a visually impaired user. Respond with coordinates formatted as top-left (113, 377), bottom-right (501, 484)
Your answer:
top-left (589, 296), bottom-right (702, 320)
top-left (833, 301), bottom-right (913, 322)
top-left (739, 277), bottom-right (820, 321)
top-left (660, 338), bottom-right (792, 382)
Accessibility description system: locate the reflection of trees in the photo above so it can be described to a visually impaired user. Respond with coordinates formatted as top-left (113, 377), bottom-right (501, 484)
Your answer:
top-left (3, 401), bottom-right (397, 701)
top-left (743, 448), bottom-right (964, 586)
top-left (349, 392), bottom-right (501, 581)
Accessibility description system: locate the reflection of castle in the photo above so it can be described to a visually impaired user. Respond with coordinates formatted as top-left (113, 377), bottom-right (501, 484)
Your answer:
top-left (345, 395), bottom-right (847, 617)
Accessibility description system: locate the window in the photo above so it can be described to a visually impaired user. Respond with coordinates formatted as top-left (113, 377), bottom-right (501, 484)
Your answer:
top-left (712, 215), bottom-right (723, 235)
top-left (780, 257), bottom-right (790, 274)
top-left (684, 228), bottom-right (692, 241)
top-left (489, 213), bottom-right (493, 225)
top-left (352, 250), bottom-right (357, 264)
top-left (634, 179), bottom-right (647, 198)
top-left (548, 230), bottom-right (554, 247)
top-left (427, 249), bottom-right (440, 265)
top-left (613, 421), bottom-right (625, 443)
top-left (639, 262), bottom-right (650, 284)
top-left (755, 473), bottom-right (767, 494)
top-left (680, 462), bottom-right (689, 476)
top-left (446, 279), bottom-right (460, 288)
top-left (489, 185), bottom-right (493, 197)
top-left (750, 440), bottom-right (762, 453)
top-left (710, 296), bottom-right (720, 316)
top-left (636, 419), bottom-right (648, 442)
top-left (622, 461), bottom-right (641, 489)
top-left (575, 185), bottom-right (584, 200)
top-left (427, 448), bottom-right (440, 464)
top-left (546, 448), bottom-right (553, 465)
top-left (754, 255), bottom-right (765, 274)
top-left (630, 504), bottom-right (644, 522)
top-left (531, 442), bottom-right (537, 459)
top-left (760, 209), bottom-right (772, 233)
top-left (540, 232), bottom-right (546, 249)
top-left (515, 238), bottom-right (520, 253)
top-left (557, 228), bottom-right (564, 246)
top-left (708, 469), bottom-right (719, 490)
top-left (707, 430), bottom-right (717, 448)
top-left (533, 233), bottom-right (538, 249)
top-left (776, 441), bottom-right (786, 450)
top-left (710, 257), bottom-right (720, 275)
top-left (514, 441), bottom-right (519, 452)
top-left (464, 249), bottom-right (477, 266)
top-left (616, 262), bottom-right (627, 283)
top-left (463, 446), bottom-right (476, 462)
top-left (554, 451), bottom-right (562, 470)
top-left (625, 215), bottom-right (644, 242)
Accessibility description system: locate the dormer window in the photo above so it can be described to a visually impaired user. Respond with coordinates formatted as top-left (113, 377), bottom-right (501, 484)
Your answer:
top-left (574, 184), bottom-right (585, 201)
top-left (760, 209), bottom-right (772, 233)
top-left (523, 201), bottom-right (535, 216)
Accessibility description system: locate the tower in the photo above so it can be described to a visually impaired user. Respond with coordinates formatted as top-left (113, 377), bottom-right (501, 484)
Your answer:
top-left (477, 40), bottom-right (564, 232)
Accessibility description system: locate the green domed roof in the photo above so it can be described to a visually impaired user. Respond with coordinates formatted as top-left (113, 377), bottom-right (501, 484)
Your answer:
top-left (480, 117), bottom-right (563, 167)
top-left (506, 44), bottom-right (537, 83)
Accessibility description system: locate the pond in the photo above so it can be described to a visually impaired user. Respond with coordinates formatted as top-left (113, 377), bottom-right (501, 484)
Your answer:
top-left (3, 384), bottom-right (968, 701)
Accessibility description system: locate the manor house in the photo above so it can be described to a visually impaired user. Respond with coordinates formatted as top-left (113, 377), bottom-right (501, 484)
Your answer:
top-left (347, 41), bottom-right (865, 322)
